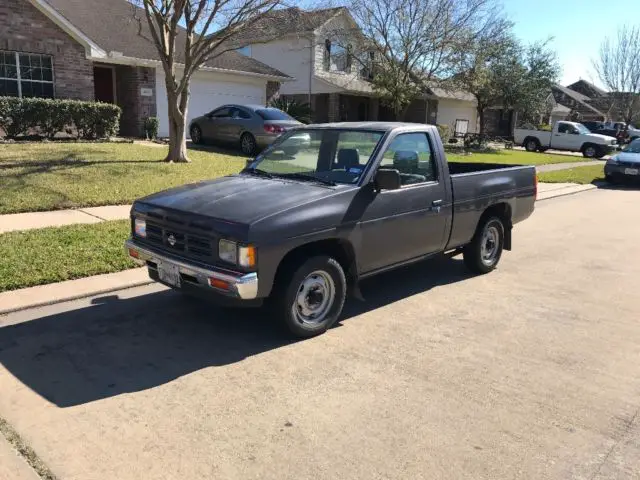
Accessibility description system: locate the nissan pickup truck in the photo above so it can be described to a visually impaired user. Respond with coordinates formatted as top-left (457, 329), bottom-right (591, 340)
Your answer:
top-left (126, 122), bottom-right (536, 338)
top-left (514, 121), bottom-right (618, 158)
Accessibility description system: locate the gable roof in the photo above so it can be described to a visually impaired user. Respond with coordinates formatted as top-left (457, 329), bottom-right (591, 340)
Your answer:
top-left (230, 7), bottom-right (348, 45)
top-left (37, 0), bottom-right (289, 78)
top-left (551, 84), bottom-right (605, 118)
top-left (567, 79), bottom-right (607, 98)
top-left (553, 83), bottom-right (591, 102)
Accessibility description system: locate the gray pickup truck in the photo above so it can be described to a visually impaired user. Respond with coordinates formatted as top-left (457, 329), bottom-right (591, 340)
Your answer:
top-left (126, 122), bottom-right (536, 337)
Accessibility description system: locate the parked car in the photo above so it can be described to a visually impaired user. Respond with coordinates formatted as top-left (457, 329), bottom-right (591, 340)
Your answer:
top-left (581, 121), bottom-right (604, 132)
top-left (189, 104), bottom-right (310, 155)
top-left (602, 121), bottom-right (640, 142)
top-left (514, 121), bottom-right (618, 158)
top-left (126, 122), bottom-right (536, 338)
top-left (605, 138), bottom-right (640, 183)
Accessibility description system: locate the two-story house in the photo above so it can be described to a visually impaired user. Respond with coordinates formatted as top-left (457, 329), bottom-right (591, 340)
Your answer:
top-left (234, 7), bottom-right (480, 135)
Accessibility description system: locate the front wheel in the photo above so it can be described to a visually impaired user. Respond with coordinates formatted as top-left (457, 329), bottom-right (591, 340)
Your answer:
top-left (275, 256), bottom-right (347, 338)
top-left (240, 132), bottom-right (257, 155)
top-left (583, 144), bottom-right (599, 158)
top-left (190, 125), bottom-right (203, 144)
top-left (463, 217), bottom-right (505, 274)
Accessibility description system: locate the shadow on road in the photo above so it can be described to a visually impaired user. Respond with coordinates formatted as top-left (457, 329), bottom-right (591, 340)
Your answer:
top-left (0, 256), bottom-right (472, 408)
top-left (592, 179), bottom-right (640, 190)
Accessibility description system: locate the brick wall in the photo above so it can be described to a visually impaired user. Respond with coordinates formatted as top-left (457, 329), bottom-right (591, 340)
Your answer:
top-left (115, 65), bottom-right (157, 137)
top-left (0, 0), bottom-right (93, 100)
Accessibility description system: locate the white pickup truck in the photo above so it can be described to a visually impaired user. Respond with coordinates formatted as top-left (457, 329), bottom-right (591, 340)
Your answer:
top-left (514, 121), bottom-right (618, 158)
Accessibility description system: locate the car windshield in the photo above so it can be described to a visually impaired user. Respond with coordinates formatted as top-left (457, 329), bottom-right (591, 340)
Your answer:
top-left (255, 108), bottom-right (295, 121)
top-left (623, 138), bottom-right (640, 153)
top-left (246, 129), bottom-right (385, 185)
top-left (574, 124), bottom-right (591, 134)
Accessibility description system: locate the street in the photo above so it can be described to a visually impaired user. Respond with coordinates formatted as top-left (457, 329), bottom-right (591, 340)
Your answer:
top-left (1, 187), bottom-right (639, 480)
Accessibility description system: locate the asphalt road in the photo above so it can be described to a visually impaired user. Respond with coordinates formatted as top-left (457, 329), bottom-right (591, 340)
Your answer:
top-left (1, 187), bottom-right (640, 480)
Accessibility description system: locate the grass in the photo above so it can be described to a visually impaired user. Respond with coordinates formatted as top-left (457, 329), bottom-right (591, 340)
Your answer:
top-left (0, 142), bottom-right (246, 214)
top-left (0, 220), bottom-right (135, 292)
top-left (537, 164), bottom-right (605, 184)
top-left (446, 149), bottom-right (587, 165)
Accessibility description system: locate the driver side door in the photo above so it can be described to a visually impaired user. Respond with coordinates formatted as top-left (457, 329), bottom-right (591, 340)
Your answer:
top-left (553, 122), bottom-right (581, 150)
top-left (201, 107), bottom-right (231, 142)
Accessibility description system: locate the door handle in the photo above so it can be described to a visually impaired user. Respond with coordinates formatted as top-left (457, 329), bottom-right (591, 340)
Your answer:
top-left (431, 199), bottom-right (443, 213)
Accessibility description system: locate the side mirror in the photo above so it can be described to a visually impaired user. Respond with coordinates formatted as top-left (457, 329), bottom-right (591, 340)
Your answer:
top-left (374, 169), bottom-right (401, 191)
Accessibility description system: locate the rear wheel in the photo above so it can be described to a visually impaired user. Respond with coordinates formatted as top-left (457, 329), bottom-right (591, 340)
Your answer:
top-left (463, 217), bottom-right (505, 274)
top-left (524, 138), bottom-right (539, 152)
top-left (274, 256), bottom-right (347, 338)
top-left (240, 132), bottom-right (257, 155)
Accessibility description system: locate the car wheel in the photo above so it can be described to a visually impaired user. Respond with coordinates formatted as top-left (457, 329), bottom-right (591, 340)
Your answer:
top-left (190, 125), bottom-right (202, 144)
top-left (463, 217), bottom-right (505, 274)
top-left (240, 133), bottom-right (257, 155)
top-left (583, 144), bottom-right (598, 158)
top-left (275, 256), bottom-right (347, 338)
top-left (525, 138), bottom-right (539, 152)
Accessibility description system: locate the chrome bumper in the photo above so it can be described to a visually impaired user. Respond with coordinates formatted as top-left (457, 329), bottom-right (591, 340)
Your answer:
top-left (125, 239), bottom-right (258, 300)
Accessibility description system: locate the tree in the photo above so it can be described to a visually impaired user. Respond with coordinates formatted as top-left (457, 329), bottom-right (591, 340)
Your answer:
top-left (132, 0), bottom-right (281, 162)
top-left (344, 0), bottom-right (505, 120)
top-left (454, 33), bottom-right (559, 134)
top-left (593, 25), bottom-right (640, 132)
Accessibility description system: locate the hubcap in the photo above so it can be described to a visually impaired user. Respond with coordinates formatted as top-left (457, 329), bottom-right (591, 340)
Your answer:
top-left (586, 147), bottom-right (596, 157)
top-left (242, 135), bottom-right (254, 153)
top-left (527, 140), bottom-right (537, 151)
top-left (292, 270), bottom-right (335, 325)
top-left (480, 225), bottom-right (500, 265)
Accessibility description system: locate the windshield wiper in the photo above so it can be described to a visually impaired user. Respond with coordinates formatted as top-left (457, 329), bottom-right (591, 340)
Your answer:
top-left (242, 167), bottom-right (274, 178)
top-left (279, 172), bottom-right (337, 186)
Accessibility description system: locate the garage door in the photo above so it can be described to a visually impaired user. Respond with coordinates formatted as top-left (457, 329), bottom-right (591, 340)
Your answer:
top-left (156, 69), bottom-right (266, 137)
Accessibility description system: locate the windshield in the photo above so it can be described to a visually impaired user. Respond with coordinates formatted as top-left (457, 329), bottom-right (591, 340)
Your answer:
top-left (255, 108), bottom-right (295, 121)
top-left (246, 129), bottom-right (385, 184)
top-left (574, 124), bottom-right (591, 134)
top-left (623, 138), bottom-right (640, 153)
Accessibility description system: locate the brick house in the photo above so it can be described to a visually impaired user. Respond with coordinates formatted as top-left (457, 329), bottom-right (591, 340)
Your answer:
top-left (0, 0), bottom-right (289, 137)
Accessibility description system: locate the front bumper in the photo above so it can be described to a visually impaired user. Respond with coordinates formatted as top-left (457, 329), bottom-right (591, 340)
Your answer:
top-left (605, 163), bottom-right (640, 180)
top-left (125, 239), bottom-right (259, 300)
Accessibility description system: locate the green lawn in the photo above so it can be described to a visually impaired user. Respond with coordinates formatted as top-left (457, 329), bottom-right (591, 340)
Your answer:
top-left (0, 142), bottom-right (246, 214)
top-left (446, 149), bottom-right (588, 165)
top-left (0, 220), bottom-right (134, 292)
top-left (537, 164), bottom-right (605, 184)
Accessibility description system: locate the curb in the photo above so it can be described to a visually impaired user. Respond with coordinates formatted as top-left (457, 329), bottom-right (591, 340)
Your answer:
top-left (0, 268), bottom-right (153, 316)
top-left (536, 184), bottom-right (597, 202)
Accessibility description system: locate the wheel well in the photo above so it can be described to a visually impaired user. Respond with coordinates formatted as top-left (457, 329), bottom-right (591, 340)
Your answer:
top-left (273, 239), bottom-right (357, 290)
top-left (523, 136), bottom-right (540, 146)
top-left (478, 203), bottom-right (513, 250)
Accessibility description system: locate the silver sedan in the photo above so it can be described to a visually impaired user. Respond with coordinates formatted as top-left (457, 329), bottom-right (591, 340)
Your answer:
top-left (605, 138), bottom-right (640, 183)
top-left (189, 104), bottom-right (307, 155)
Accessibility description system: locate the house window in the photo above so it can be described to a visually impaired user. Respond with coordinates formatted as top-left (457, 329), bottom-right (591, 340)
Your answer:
top-left (236, 45), bottom-right (251, 57)
top-left (331, 44), bottom-right (348, 72)
top-left (0, 51), bottom-right (54, 98)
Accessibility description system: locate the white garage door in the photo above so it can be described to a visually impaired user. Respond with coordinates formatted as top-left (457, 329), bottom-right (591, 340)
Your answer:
top-left (156, 69), bottom-right (266, 137)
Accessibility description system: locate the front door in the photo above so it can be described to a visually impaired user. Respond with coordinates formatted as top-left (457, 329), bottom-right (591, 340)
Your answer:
top-left (202, 106), bottom-right (231, 141)
top-left (359, 132), bottom-right (449, 273)
top-left (552, 122), bottom-right (582, 150)
top-left (93, 66), bottom-right (115, 103)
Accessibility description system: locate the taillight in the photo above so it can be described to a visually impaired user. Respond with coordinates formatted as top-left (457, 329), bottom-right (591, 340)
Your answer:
top-left (264, 124), bottom-right (285, 134)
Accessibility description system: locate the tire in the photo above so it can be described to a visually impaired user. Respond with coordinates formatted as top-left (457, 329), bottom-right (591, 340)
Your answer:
top-left (240, 132), bottom-right (257, 155)
top-left (463, 217), bottom-right (505, 274)
top-left (582, 144), bottom-right (599, 158)
top-left (524, 138), bottom-right (539, 152)
top-left (190, 125), bottom-right (202, 144)
top-left (274, 256), bottom-right (347, 338)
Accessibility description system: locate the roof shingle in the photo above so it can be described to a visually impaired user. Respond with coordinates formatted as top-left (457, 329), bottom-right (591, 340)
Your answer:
top-left (43, 0), bottom-right (289, 77)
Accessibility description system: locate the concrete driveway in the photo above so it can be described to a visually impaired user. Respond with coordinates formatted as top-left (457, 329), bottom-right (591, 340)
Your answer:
top-left (1, 188), bottom-right (639, 480)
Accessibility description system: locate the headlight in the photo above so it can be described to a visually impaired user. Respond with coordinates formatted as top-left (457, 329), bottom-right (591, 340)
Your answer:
top-left (218, 240), bottom-right (257, 268)
top-left (218, 239), bottom-right (237, 264)
top-left (134, 218), bottom-right (146, 238)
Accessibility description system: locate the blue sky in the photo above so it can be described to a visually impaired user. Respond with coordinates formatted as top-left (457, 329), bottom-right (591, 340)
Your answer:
top-left (503, 0), bottom-right (614, 87)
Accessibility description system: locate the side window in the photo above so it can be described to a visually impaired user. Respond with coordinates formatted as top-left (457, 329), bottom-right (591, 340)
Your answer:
top-left (210, 107), bottom-right (230, 118)
top-left (557, 123), bottom-right (569, 134)
top-left (333, 131), bottom-right (380, 175)
top-left (237, 108), bottom-right (251, 119)
top-left (380, 132), bottom-right (436, 186)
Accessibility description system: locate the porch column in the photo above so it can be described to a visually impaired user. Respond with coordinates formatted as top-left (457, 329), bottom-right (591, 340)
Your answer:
top-left (328, 93), bottom-right (340, 122)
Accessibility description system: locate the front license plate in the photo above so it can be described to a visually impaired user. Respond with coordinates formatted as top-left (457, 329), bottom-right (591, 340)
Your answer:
top-left (624, 168), bottom-right (639, 175)
top-left (158, 261), bottom-right (181, 288)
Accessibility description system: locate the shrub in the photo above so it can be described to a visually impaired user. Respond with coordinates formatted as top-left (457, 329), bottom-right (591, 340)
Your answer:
top-left (537, 123), bottom-right (552, 131)
top-left (144, 116), bottom-right (159, 139)
top-left (269, 97), bottom-right (312, 123)
top-left (0, 97), bottom-right (121, 140)
top-left (436, 124), bottom-right (451, 143)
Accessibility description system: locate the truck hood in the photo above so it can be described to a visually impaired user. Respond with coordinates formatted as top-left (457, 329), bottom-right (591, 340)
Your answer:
top-left (136, 174), bottom-right (349, 225)
top-left (588, 133), bottom-right (618, 143)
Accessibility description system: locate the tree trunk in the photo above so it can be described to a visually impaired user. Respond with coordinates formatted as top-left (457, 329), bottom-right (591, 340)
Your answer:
top-left (164, 80), bottom-right (190, 163)
top-left (478, 107), bottom-right (486, 135)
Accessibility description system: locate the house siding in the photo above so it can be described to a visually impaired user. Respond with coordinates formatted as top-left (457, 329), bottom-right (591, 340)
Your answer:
top-left (249, 36), bottom-right (312, 95)
top-left (0, 0), bottom-right (93, 100)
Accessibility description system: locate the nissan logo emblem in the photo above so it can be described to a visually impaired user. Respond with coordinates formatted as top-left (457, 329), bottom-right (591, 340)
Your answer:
top-left (167, 234), bottom-right (177, 246)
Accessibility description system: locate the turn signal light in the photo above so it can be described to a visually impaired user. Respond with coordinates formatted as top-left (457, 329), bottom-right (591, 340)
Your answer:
top-left (128, 248), bottom-right (139, 259)
top-left (209, 278), bottom-right (231, 290)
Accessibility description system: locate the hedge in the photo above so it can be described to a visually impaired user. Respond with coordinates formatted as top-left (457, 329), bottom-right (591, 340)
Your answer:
top-left (436, 124), bottom-right (451, 143)
top-left (0, 97), bottom-right (121, 140)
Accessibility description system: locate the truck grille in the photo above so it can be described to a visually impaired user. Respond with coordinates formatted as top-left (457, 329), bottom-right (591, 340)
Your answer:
top-left (140, 213), bottom-right (216, 261)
